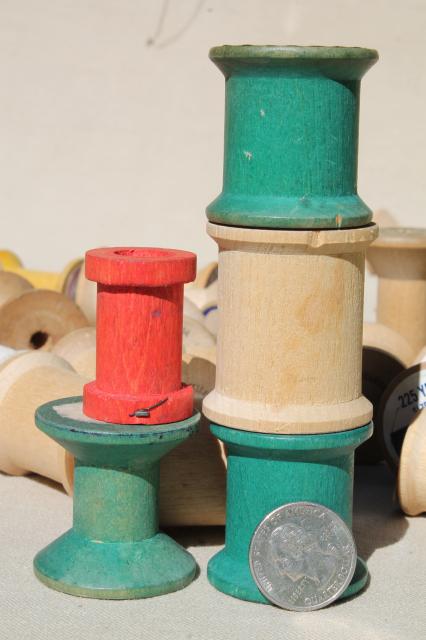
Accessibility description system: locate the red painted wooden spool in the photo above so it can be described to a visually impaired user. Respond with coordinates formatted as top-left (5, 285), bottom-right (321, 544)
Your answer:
top-left (83, 247), bottom-right (197, 425)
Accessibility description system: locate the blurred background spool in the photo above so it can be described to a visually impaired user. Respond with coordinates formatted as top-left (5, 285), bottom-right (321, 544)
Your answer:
top-left (0, 350), bottom-right (85, 492)
top-left (0, 271), bottom-right (89, 351)
top-left (53, 327), bottom-right (96, 379)
top-left (398, 407), bottom-right (426, 516)
top-left (359, 322), bottom-right (415, 463)
top-left (159, 351), bottom-right (226, 526)
top-left (367, 227), bottom-right (426, 355)
top-left (0, 251), bottom-right (83, 296)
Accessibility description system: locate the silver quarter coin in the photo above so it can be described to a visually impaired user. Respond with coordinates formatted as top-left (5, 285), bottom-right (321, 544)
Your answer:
top-left (249, 502), bottom-right (357, 611)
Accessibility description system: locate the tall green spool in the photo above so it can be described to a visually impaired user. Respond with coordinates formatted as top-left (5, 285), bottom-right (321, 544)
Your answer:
top-left (207, 45), bottom-right (378, 229)
top-left (204, 45), bottom-right (378, 606)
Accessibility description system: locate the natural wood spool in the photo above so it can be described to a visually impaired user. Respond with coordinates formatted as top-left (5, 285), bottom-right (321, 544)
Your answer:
top-left (53, 327), bottom-right (96, 379)
top-left (413, 346), bottom-right (426, 365)
top-left (359, 322), bottom-right (415, 463)
top-left (398, 408), bottom-right (426, 516)
top-left (75, 264), bottom-right (97, 325)
top-left (367, 227), bottom-right (426, 355)
top-left (0, 272), bottom-right (89, 351)
top-left (159, 352), bottom-right (226, 526)
top-left (203, 223), bottom-right (377, 434)
top-left (0, 351), bottom-right (86, 492)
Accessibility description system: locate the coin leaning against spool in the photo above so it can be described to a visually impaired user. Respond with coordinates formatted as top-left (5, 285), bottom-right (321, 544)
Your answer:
top-left (249, 502), bottom-right (357, 611)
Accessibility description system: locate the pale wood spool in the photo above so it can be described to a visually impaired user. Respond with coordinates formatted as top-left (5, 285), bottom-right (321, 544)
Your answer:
top-left (412, 345), bottom-right (426, 365)
top-left (359, 322), bottom-right (415, 463)
top-left (53, 327), bottom-right (96, 379)
top-left (0, 351), bottom-right (86, 492)
top-left (367, 227), bottom-right (426, 355)
top-left (75, 265), bottom-right (97, 325)
top-left (159, 352), bottom-right (226, 526)
top-left (398, 408), bottom-right (426, 516)
top-left (0, 271), bottom-right (89, 351)
top-left (203, 222), bottom-right (378, 434)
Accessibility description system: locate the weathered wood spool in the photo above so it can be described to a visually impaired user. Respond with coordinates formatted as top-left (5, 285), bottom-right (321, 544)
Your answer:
top-left (0, 351), bottom-right (85, 492)
top-left (398, 407), bottom-right (426, 516)
top-left (0, 271), bottom-right (88, 350)
top-left (203, 223), bottom-right (377, 434)
top-left (367, 227), bottom-right (426, 355)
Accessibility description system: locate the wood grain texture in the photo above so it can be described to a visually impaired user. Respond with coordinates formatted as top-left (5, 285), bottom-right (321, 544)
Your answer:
top-left (203, 223), bottom-right (377, 434)
top-left (367, 227), bottom-right (426, 354)
top-left (83, 247), bottom-right (196, 425)
top-left (398, 409), bottom-right (426, 515)
top-left (0, 351), bottom-right (84, 491)
top-left (206, 45), bottom-right (377, 229)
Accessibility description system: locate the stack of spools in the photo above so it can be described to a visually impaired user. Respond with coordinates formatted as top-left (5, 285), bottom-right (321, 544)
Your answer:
top-left (202, 45), bottom-right (378, 604)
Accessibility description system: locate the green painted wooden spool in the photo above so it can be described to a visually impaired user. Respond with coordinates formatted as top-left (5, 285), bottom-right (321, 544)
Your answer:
top-left (33, 396), bottom-right (199, 599)
top-left (207, 45), bottom-right (378, 229)
top-left (207, 422), bottom-right (372, 605)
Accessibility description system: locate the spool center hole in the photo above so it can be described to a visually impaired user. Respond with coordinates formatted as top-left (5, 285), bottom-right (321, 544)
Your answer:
top-left (30, 331), bottom-right (49, 349)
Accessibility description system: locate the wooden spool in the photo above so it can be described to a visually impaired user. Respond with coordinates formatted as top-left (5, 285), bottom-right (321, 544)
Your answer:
top-left (53, 327), bottom-right (96, 379)
top-left (75, 264), bottom-right (97, 325)
top-left (203, 223), bottom-right (377, 434)
top-left (0, 256), bottom-right (83, 295)
top-left (359, 322), bottom-right (415, 463)
top-left (367, 227), bottom-right (426, 355)
top-left (159, 352), bottom-right (226, 526)
top-left (0, 351), bottom-right (86, 492)
top-left (0, 271), bottom-right (89, 350)
top-left (398, 408), bottom-right (426, 516)
top-left (413, 346), bottom-right (426, 365)
top-left (83, 247), bottom-right (196, 424)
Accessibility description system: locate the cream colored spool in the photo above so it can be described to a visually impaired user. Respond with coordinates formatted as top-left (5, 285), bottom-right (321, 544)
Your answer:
top-left (159, 352), bottom-right (226, 526)
top-left (363, 322), bottom-right (415, 366)
top-left (398, 409), bottom-right (426, 516)
top-left (203, 223), bottom-right (378, 434)
top-left (53, 327), bottom-right (96, 379)
top-left (75, 265), bottom-right (97, 325)
top-left (367, 227), bottom-right (426, 355)
top-left (412, 346), bottom-right (426, 365)
top-left (0, 287), bottom-right (89, 351)
top-left (0, 351), bottom-right (87, 492)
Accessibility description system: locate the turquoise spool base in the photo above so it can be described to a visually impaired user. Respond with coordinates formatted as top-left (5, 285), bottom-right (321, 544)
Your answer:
top-left (34, 531), bottom-right (195, 599)
top-left (207, 423), bottom-right (372, 605)
top-left (33, 396), bottom-right (199, 600)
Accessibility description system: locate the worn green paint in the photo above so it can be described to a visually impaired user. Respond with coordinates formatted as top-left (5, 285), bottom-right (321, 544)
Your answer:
top-left (207, 422), bottom-right (372, 604)
top-left (206, 45), bottom-right (378, 229)
top-left (33, 396), bottom-right (199, 599)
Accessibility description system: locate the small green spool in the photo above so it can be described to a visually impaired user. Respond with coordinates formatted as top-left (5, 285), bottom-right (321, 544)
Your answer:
top-left (207, 45), bottom-right (378, 229)
top-left (207, 422), bottom-right (372, 605)
top-left (33, 396), bottom-right (199, 599)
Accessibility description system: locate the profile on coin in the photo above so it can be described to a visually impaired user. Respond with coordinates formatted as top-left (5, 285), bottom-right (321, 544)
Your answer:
top-left (249, 502), bottom-right (357, 611)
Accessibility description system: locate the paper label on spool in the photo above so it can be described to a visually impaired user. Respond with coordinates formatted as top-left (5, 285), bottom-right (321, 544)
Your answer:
top-left (381, 364), bottom-right (426, 465)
